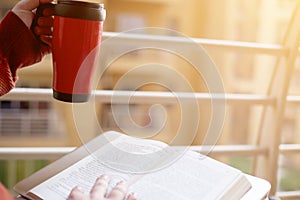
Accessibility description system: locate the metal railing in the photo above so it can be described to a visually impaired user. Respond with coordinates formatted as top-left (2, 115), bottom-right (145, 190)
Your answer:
top-left (1, 32), bottom-right (300, 199)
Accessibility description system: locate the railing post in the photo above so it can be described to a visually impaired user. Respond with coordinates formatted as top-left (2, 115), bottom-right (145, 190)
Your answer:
top-left (254, 1), bottom-right (300, 195)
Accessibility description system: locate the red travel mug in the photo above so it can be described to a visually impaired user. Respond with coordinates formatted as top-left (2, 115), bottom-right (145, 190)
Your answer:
top-left (37, 0), bottom-right (106, 102)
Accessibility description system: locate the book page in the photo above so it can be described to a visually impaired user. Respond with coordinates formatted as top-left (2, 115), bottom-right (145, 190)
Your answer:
top-left (28, 131), bottom-right (170, 199)
top-left (27, 131), bottom-right (251, 200)
top-left (28, 153), bottom-right (136, 200)
top-left (128, 151), bottom-right (250, 200)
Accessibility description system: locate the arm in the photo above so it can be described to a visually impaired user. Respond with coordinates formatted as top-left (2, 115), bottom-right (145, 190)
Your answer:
top-left (0, 0), bottom-right (53, 96)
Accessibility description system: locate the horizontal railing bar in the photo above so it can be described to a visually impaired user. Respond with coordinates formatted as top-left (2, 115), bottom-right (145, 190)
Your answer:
top-left (0, 144), bottom-right (299, 160)
top-left (0, 88), bottom-right (275, 106)
top-left (192, 144), bottom-right (300, 156)
top-left (0, 146), bottom-right (267, 160)
top-left (190, 145), bottom-right (268, 156)
top-left (94, 90), bottom-right (275, 106)
top-left (277, 191), bottom-right (300, 200)
top-left (279, 144), bottom-right (300, 154)
top-left (0, 147), bottom-right (75, 160)
top-left (1, 88), bottom-right (52, 101)
top-left (287, 95), bottom-right (300, 104)
top-left (102, 32), bottom-right (288, 56)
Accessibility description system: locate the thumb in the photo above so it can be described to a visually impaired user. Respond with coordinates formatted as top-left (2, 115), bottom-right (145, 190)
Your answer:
top-left (12, 0), bottom-right (54, 28)
top-left (13, 0), bottom-right (40, 12)
top-left (13, 0), bottom-right (53, 12)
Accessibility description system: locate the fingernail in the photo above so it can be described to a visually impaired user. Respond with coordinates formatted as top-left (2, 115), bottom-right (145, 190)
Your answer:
top-left (101, 174), bottom-right (109, 180)
top-left (76, 186), bottom-right (84, 192)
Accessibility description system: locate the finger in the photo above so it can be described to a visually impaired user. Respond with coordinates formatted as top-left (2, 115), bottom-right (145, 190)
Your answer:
top-left (34, 26), bottom-right (52, 36)
top-left (40, 43), bottom-right (52, 56)
top-left (40, 35), bottom-right (52, 48)
top-left (89, 175), bottom-right (109, 199)
top-left (37, 16), bottom-right (53, 27)
top-left (68, 186), bottom-right (86, 200)
top-left (108, 181), bottom-right (128, 200)
top-left (42, 7), bottom-right (55, 16)
top-left (127, 193), bottom-right (138, 200)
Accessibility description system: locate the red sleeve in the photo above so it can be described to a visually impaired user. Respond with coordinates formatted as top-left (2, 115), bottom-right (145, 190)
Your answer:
top-left (0, 54), bottom-right (15, 96)
top-left (0, 183), bottom-right (13, 200)
top-left (0, 11), bottom-right (43, 96)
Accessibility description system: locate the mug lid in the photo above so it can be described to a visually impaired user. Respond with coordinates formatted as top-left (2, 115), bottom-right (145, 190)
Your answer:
top-left (58, 0), bottom-right (104, 9)
top-left (55, 0), bottom-right (106, 21)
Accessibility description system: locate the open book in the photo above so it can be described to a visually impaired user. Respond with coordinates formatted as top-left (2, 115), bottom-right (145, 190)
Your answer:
top-left (14, 131), bottom-right (267, 200)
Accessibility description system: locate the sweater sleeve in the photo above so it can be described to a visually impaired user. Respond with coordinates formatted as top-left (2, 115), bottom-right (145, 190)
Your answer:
top-left (0, 54), bottom-right (15, 96)
top-left (0, 11), bottom-right (44, 96)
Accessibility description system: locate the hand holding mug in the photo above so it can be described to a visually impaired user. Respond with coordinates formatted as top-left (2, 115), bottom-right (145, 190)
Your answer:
top-left (12, 0), bottom-right (54, 54)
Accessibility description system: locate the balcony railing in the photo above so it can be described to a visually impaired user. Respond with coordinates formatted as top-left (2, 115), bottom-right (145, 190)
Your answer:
top-left (1, 26), bottom-right (300, 200)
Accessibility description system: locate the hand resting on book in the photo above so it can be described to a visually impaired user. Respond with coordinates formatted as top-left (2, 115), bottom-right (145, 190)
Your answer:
top-left (67, 175), bottom-right (138, 200)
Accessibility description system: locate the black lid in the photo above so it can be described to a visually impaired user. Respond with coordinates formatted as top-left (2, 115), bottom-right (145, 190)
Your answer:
top-left (55, 0), bottom-right (106, 21)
